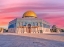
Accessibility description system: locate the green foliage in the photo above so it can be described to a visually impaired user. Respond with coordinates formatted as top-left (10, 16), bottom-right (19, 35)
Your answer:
top-left (61, 29), bottom-right (64, 32)
top-left (51, 25), bottom-right (57, 32)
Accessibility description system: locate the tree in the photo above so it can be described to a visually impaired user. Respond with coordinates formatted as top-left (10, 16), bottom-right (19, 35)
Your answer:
top-left (0, 28), bottom-right (2, 32)
top-left (52, 25), bottom-right (57, 32)
top-left (61, 29), bottom-right (64, 32)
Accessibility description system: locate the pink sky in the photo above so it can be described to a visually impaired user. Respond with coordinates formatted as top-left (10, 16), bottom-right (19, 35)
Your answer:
top-left (0, 0), bottom-right (64, 29)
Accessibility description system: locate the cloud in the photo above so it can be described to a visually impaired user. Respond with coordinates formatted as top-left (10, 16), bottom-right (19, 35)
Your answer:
top-left (0, 0), bottom-right (64, 28)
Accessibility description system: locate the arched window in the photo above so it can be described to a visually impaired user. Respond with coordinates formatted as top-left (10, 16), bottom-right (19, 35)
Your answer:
top-left (40, 22), bottom-right (42, 27)
top-left (35, 22), bottom-right (38, 26)
top-left (22, 22), bottom-right (27, 26)
top-left (43, 24), bottom-right (46, 28)
top-left (33, 22), bottom-right (35, 26)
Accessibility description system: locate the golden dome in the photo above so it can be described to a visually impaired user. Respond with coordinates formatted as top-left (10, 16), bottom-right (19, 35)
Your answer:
top-left (23, 10), bottom-right (37, 18)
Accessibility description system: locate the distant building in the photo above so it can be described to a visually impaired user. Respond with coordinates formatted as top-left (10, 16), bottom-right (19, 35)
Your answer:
top-left (8, 11), bottom-right (51, 34)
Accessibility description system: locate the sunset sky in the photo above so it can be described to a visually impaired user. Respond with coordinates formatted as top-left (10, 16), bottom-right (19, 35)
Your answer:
top-left (0, 0), bottom-right (64, 29)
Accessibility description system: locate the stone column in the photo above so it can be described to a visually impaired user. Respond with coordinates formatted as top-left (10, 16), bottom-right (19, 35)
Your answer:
top-left (24, 27), bottom-right (27, 33)
top-left (31, 28), bottom-right (34, 33)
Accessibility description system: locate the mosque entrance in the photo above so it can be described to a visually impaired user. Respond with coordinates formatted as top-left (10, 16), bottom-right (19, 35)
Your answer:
top-left (28, 24), bottom-right (31, 33)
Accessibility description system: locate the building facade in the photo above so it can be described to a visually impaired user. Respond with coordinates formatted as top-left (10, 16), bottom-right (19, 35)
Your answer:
top-left (8, 11), bottom-right (51, 34)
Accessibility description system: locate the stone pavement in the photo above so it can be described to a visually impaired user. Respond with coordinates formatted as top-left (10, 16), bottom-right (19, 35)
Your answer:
top-left (0, 33), bottom-right (64, 47)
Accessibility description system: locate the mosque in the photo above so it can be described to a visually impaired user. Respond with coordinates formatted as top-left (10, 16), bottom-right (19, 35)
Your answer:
top-left (8, 11), bottom-right (51, 34)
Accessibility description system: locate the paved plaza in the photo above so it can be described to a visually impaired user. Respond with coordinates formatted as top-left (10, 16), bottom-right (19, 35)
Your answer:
top-left (0, 33), bottom-right (64, 47)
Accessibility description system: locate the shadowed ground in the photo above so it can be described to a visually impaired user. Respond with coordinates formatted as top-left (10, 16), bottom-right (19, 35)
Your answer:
top-left (0, 33), bottom-right (64, 47)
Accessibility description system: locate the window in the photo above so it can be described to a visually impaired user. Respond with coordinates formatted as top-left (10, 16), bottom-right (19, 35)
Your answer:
top-left (33, 22), bottom-right (35, 26)
top-left (25, 22), bottom-right (27, 26)
top-left (43, 23), bottom-right (50, 28)
top-left (40, 22), bottom-right (42, 27)
top-left (43, 24), bottom-right (46, 28)
top-left (35, 22), bottom-right (38, 26)
top-left (22, 22), bottom-right (27, 26)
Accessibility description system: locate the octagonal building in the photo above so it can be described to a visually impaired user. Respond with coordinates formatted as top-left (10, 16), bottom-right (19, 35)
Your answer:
top-left (8, 10), bottom-right (51, 34)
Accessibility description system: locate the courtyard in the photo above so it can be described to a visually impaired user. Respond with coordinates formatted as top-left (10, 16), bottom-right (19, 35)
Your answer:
top-left (0, 33), bottom-right (64, 47)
